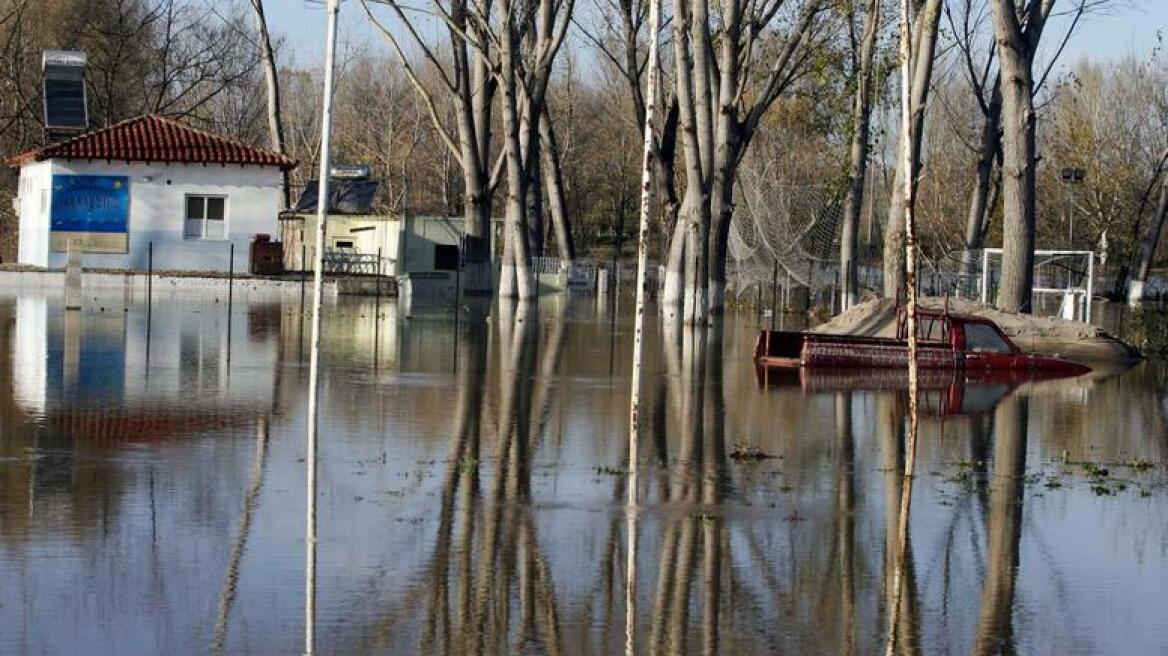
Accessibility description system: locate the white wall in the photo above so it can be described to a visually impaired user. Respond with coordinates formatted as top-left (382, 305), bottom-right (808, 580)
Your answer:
top-left (17, 159), bottom-right (283, 273)
top-left (16, 161), bottom-right (52, 267)
top-left (11, 295), bottom-right (47, 414)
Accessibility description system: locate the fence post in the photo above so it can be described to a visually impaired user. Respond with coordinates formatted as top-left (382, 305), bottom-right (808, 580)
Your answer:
top-left (147, 241), bottom-right (153, 307)
top-left (228, 242), bottom-right (235, 307)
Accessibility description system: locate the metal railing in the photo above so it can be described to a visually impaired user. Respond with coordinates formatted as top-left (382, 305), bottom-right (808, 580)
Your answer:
top-left (321, 249), bottom-right (391, 275)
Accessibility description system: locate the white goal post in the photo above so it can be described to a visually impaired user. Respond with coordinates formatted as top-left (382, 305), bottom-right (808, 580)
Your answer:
top-left (980, 249), bottom-right (1095, 323)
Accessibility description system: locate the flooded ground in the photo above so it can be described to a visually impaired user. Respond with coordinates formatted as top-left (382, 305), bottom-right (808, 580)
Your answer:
top-left (1, 289), bottom-right (1166, 655)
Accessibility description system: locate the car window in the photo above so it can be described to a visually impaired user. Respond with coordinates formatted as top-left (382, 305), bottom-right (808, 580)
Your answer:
top-left (964, 323), bottom-right (1011, 353)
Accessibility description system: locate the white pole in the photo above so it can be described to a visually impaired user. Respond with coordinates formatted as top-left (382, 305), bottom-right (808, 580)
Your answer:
top-left (1086, 251), bottom-right (1094, 324)
top-left (624, 465), bottom-right (639, 656)
top-left (306, 1), bottom-right (340, 654)
top-left (980, 248), bottom-right (989, 304)
top-left (627, 0), bottom-right (660, 478)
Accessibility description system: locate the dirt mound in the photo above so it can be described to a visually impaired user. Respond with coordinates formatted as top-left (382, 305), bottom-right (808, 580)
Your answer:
top-left (813, 297), bottom-right (1139, 363)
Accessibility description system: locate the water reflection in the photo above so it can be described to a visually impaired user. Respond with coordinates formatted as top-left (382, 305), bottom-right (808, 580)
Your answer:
top-left (0, 294), bottom-right (1166, 654)
top-left (971, 393), bottom-right (1026, 656)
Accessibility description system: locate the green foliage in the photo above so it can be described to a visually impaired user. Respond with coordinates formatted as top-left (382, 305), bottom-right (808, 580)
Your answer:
top-left (1124, 305), bottom-right (1168, 354)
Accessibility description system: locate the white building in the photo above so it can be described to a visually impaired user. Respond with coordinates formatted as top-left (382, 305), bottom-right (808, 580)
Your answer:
top-left (7, 114), bottom-right (296, 273)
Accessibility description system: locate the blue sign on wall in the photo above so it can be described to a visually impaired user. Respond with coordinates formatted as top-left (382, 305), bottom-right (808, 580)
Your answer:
top-left (50, 174), bottom-right (130, 233)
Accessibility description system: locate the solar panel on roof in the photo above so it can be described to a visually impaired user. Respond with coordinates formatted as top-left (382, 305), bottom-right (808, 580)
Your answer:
top-left (293, 179), bottom-right (381, 215)
top-left (42, 50), bottom-right (88, 131)
top-left (44, 78), bottom-right (87, 130)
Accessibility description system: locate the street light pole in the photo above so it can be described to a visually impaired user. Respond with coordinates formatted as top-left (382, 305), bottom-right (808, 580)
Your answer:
top-left (1060, 167), bottom-right (1085, 293)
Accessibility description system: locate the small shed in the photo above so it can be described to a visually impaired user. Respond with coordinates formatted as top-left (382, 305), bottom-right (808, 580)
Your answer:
top-left (6, 114), bottom-right (297, 273)
top-left (281, 203), bottom-right (501, 279)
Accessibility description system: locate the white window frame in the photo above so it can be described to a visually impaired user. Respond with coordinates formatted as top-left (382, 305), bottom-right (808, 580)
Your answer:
top-left (184, 194), bottom-right (228, 241)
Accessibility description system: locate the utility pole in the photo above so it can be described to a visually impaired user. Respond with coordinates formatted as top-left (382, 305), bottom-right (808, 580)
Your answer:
top-left (305, 1), bottom-right (340, 654)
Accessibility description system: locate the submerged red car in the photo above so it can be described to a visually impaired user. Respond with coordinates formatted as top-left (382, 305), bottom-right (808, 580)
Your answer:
top-left (754, 306), bottom-right (1091, 376)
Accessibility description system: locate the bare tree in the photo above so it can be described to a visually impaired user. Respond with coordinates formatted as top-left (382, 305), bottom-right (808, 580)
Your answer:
top-left (946, 0), bottom-right (1004, 292)
top-left (578, 0), bottom-right (682, 282)
top-left (951, 0), bottom-right (1092, 297)
top-left (362, 0), bottom-right (498, 293)
top-left (990, 0), bottom-right (1054, 312)
top-left (668, 0), bottom-right (829, 323)
top-left (881, 0), bottom-right (941, 299)
top-left (840, 0), bottom-right (883, 309)
top-left (1129, 172), bottom-right (1168, 305)
top-left (248, 0), bottom-right (288, 206)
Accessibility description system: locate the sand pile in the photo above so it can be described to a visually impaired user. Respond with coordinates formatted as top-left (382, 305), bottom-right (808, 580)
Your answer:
top-left (813, 297), bottom-right (1140, 363)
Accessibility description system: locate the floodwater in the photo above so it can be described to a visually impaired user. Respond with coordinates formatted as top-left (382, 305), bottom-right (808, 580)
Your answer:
top-left (0, 289), bottom-right (1166, 655)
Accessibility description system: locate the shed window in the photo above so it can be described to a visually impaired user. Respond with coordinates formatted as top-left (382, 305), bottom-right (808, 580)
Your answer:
top-left (184, 195), bottom-right (227, 240)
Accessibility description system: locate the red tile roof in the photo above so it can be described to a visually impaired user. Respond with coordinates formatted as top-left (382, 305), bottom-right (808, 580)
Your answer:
top-left (6, 114), bottom-right (297, 170)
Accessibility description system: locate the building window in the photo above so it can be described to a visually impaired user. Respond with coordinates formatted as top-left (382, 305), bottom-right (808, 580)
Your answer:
top-left (184, 195), bottom-right (227, 240)
top-left (434, 244), bottom-right (459, 271)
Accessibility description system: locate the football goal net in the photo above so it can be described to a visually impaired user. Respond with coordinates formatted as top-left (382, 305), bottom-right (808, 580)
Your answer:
top-left (979, 249), bottom-right (1096, 323)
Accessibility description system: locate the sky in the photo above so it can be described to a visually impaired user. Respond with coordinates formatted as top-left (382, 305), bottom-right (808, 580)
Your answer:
top-left (264, 0), bottom-right (1168, 73)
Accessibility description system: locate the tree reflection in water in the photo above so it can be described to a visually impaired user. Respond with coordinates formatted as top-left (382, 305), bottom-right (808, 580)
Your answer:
top-left (5, 295), bottom-right (1162, 654)
top-left (971, 393), bottom-right (1027, 656)
top-left (362, 300), bottom-right (568, 654)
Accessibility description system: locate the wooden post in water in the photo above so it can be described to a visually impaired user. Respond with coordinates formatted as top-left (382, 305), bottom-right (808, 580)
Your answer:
top-left (227, 242), bottom-right (234, 365)
top-left (627, 0), bottom-right (660, 480)
top-left (228, 242), bottom-right (235, 307)
top-left (146, 242), bottom-right (153, 372)
top-left (305, 1), bottom-right (340, 654)
top-left (147, 241), bottom-right (153, 307)
top-left (885, 0), bottom-right (920, 653)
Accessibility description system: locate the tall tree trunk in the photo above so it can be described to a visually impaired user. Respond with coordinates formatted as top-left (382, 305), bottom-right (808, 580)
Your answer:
top-left (881, 0), bottom-right (941, 299)
top-left (990, 0), bottom-right (1053, 313)
top-left (662, 213), bottom-right (687, 321)
top-left (671, 0), bottom-right (710, 325)
top-left (457, 0), bottom-right (496, 294)
top-left (250, 0), bottom-right (288, 207)
top-left (960, 83), bottom-right (1003, 296)
top-left (681, 193), bottom-right (710, 325)
top-left (525, 135), bottom-right (545, 258)
top-left (840, 0), bottom-right (881, 310)
top-left (991, 1), bottom-right (1038, 313)
top-left (538, 111), bottom-right (575, 262)
top-left (498, 9), bottom-right (535, 300)
top-left (1128, 182), bottom-right (1168, 306)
